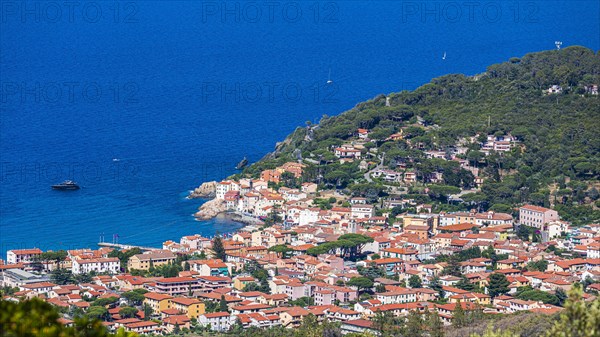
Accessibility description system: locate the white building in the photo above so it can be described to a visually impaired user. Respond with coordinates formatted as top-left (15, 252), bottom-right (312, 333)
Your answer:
top-left (545, 85), bottom-right (562, 94)
top-left (588, 242), bottom-right (600, 259)
top-left (481, 135), bottom-right (517, 154)
top-left (198, 312), bottom-right (232, 331)
top-left (298, 208), bottom-right (320, 226)
top-left (6, 248), bottom-right (43, 264)
top-left (215, 181), bottom-right (234, 200)
top-left (544, 221), bottom-right (570, 239)
top-left (72, 258), bottom-right (120, 275)
top-left (351, 204), bottom-right (374, 219)
top-left (180, 234), bottom-right (210, 250)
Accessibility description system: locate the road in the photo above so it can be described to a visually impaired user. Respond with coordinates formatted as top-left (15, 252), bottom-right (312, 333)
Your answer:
top-left (364, 153), bottom-right (385, 183)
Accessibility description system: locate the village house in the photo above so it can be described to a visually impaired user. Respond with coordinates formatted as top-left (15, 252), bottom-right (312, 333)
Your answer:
top-left (6, 248), bottom-right (43, 265)
top-left (143, 292), bottom-right (173, 313)
top-left (198, 312), bottom-right (232, 331)
top-left (180, 235), bottom-right (211, 250)
top-left (334, 144), bottom-right (362, 160)
top-left (162, 315), bottom-right (191, 334)
top-left (519, 205), bottom-right (559, 229)
top-left (127, 250), bottom-right (176, 271)
top-left (351, 204), bottom-right (374, 219)
top-left (357, 128), bottom-right (370, 140)
top-left (124, 321), bottom-right (161, 334)
top-left (545, 85), bottom-right (562, 94)
top-left (189, 259), bottom-right (230, 277)
top-left (72, 258), bottom-right (120, 275)
top-left (169, 297), bottom-right (205, 319)
top-left (153, 277), bottom-right (202, 296)
top-left (381, 248), bottom-right (417, 261)
top-left (19, 281), bottom-right (57, 294)
top-left (480, 134), bottom-right (517, 154)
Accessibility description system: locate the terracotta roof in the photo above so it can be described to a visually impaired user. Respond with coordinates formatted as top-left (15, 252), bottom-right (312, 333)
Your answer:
top-left (125, 321), bottom-right (158, 328)
top-left (163, 315), bottom-right (190, 325)
top-left (439, 223), bottom-right (479, 232)
top-left (9, 248), bottom-right (43, 255)
top-left (343, 319), bottom-right (374, 329)
top-left (170, 297), bottom-right (200, 306)
top-left (202, 312), bottom-right (231, 318)
top-left (520, 205), bottom-right (554, 213)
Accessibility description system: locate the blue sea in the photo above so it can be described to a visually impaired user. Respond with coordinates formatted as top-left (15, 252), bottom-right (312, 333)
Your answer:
top-left (1, 1), bottom-right (598, 256)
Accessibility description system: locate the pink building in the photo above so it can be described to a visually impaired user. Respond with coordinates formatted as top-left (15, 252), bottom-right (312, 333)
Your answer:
top-left (314, 289), bottom-right (335, 305)
top-left (284, 282), bottom-right (305, 300)
top-left (154, 277), bottom-right (202, 296)
top-left (519, 205), bottom-right (559, 229)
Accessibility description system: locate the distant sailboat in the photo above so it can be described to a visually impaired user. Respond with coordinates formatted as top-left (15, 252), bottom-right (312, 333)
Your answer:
top-left (442, 52), bottom-right (446, 60)
top-left (112, 158), bottom-right (120, 162)
top-left (327, 68), bottom-right (333, 84)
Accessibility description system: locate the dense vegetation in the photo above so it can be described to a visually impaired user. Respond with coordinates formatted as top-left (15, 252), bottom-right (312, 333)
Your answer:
top-left (0, 298), bottom-right (136, 337)
top-left (3, 285), bottom-right (598, 337)
top-left (241, 46), bottom-right (600, 224)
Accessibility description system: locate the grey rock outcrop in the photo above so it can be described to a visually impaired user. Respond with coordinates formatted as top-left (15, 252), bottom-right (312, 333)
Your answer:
top-left (189, 181), bottom-right (217, 198)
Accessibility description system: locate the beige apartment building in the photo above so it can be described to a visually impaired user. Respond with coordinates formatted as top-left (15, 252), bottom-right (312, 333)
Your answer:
top-left (127, 250), bottom-right (176, 271)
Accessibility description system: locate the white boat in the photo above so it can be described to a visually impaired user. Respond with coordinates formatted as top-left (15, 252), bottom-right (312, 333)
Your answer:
top-left (442, 52), bottom-right (446, 60)
top-left (327, 68), bottom-right (333, 84)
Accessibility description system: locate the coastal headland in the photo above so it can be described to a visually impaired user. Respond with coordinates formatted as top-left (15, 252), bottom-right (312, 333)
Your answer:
top-left (190, 181), bottom-right (264, 227)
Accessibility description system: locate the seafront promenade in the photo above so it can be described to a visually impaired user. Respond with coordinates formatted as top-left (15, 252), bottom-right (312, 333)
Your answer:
top-left (97, 242), bottom-right (160, 251)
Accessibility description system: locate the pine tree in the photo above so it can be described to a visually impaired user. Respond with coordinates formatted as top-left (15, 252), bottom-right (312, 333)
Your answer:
top-left (405, 310), bottom-right (423, 337)
top-left (211, 235), bottom-right (226, 261)
top-left (555, 288), bottom-right (567, 306)
top-left (456, 276), bottom-right (475, 291)
top-left (488, 273), bottom-right (510, 298)
top-left (425, 308), bottom-right (444, 337)
top-left (430, 276), bottom-right (445, 298)
top-left (408, 274), bottom-right (422, 288)
top-left (452, 299), bottom-right (466, 328)
top-left (143, 304), bottom-right (152, 321)
top-left (219, 294), bottom-right (229, 313)
top-left (443, 256), bottom-right (463, 277)
top-left (259, 277), bottom-right (271, 294)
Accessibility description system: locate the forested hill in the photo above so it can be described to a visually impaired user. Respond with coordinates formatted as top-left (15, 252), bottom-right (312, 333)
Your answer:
top-left (241, 46), bottom-right (600, 224)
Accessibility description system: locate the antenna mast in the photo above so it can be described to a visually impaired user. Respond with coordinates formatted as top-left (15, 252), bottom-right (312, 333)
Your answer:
top-left (555, 41), bottom-right (562, 50)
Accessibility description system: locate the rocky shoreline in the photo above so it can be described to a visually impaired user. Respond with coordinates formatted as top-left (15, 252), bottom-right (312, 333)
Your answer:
top-left (193, 198), bottom-right (227, 220)
top-left (188, 181), bottom-right (217, 199)
top-left (224, 211), bottom-right (265, 227)
top-left (191, 185), bottom-right (265, 227)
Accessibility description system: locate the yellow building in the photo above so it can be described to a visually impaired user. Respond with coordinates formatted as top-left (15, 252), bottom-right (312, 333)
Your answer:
top-left (402, 214), bottom-right (439, 233)
top-left (127, 250), bottom-right (176, 271)
top-left (143, 292), bottom-right (173, 313)
top-left (233, 276), bottom-right (257, 290)
top-left (449, 292), bottom-right (490, 306)
top-left (496, 258), bottom-right (526, 270)
top-left (169, 297), bottom-right (205, 319)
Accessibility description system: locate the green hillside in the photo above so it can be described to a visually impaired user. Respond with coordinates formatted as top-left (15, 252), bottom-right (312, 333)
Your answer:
top-left (241, 46), bottom-right (600, 224)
